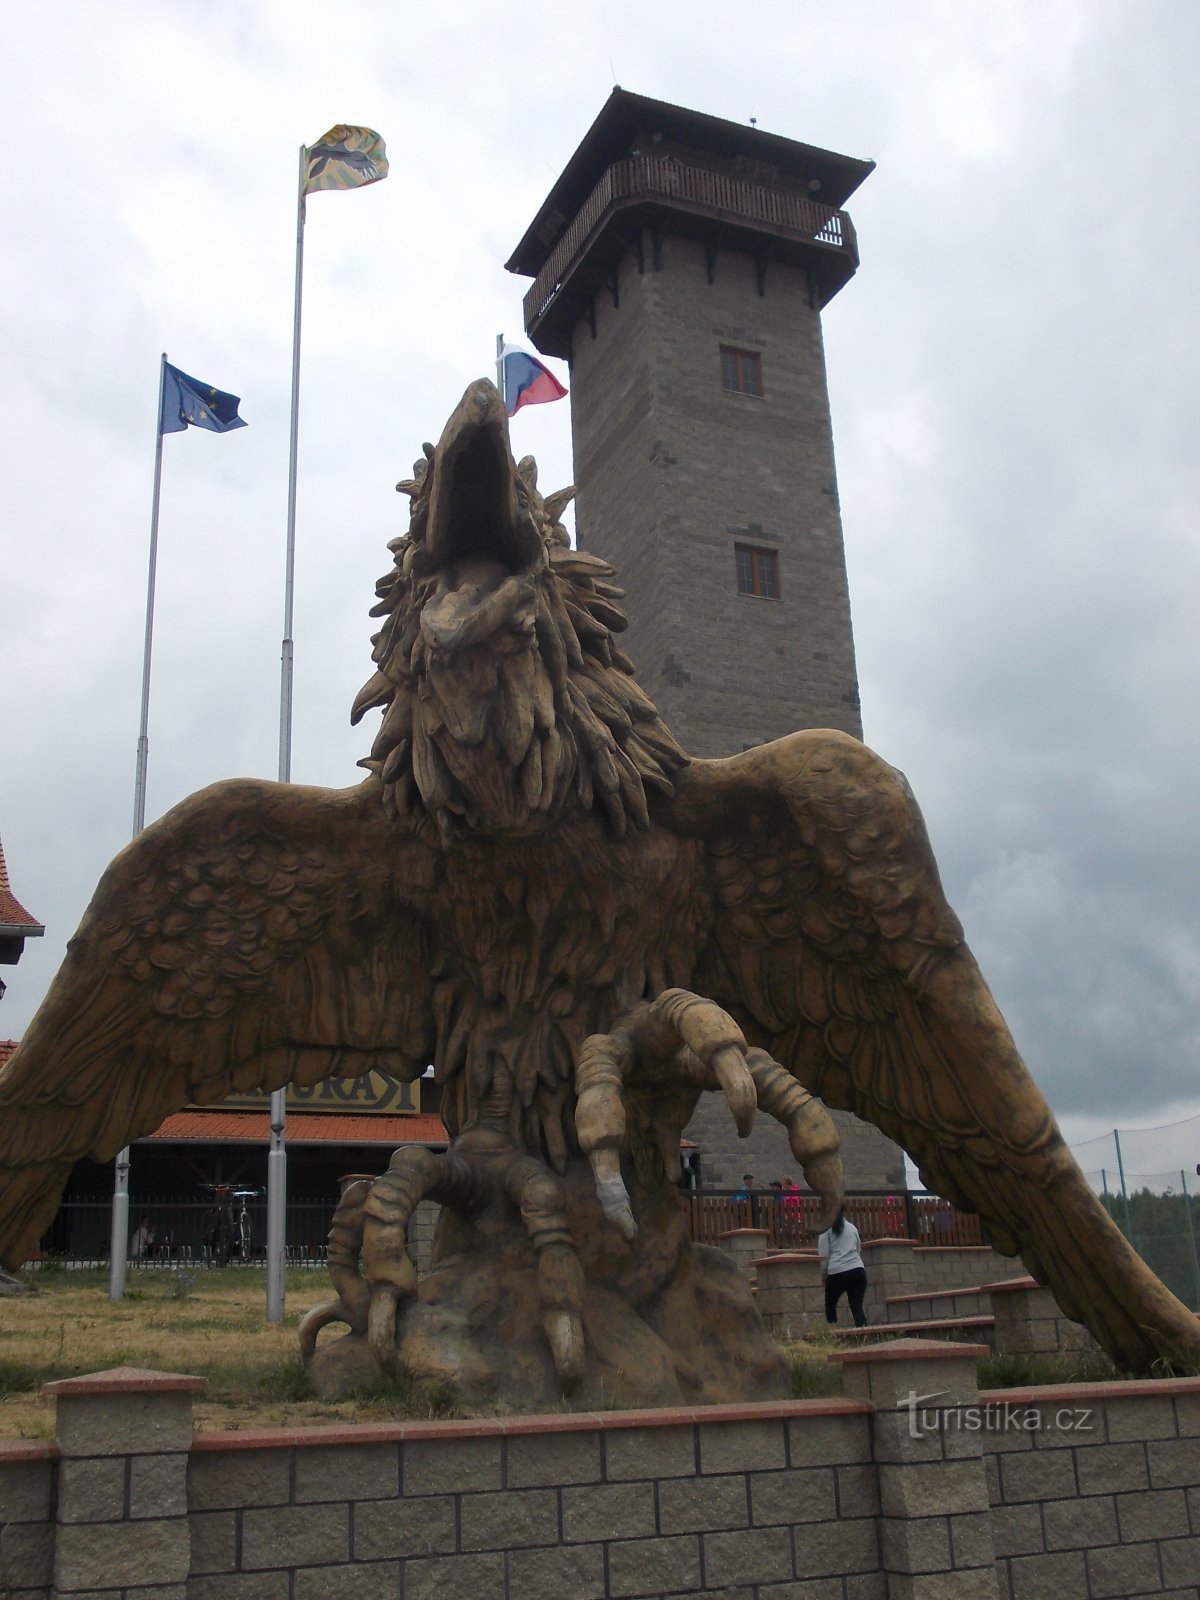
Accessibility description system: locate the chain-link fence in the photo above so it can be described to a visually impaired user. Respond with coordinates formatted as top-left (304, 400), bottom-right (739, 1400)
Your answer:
top-left (1069, 1114), bottom-right (1200, 1311)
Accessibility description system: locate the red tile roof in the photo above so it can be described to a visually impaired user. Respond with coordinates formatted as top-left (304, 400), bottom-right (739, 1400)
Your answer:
top-left (0, 836), bottom-right (43, 933)
top-left (140, 1110), bottom-right (450, 1146)
top-left (0, 1040), bottom-right (16, 1069)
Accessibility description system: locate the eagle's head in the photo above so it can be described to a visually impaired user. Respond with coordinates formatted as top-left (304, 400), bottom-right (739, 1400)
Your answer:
top-left (354, 379), bottom-right (686, 838)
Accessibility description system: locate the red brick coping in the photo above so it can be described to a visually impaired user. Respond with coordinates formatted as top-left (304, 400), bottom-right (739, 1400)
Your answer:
top-left (913, 1245), bottom-right (1001, 1255)
top-left (753, 1251), bottom-right (819, 1266)
top-left (191, 1395), bottom-right (872, 1453)
top-left (884, 1284), bottom-right (990, 1306)
top-left (979, 1276), bottom-right (1041, 1294)
top-left (828, 1316), bottom-right (994, 1340)
top-left (43, 1365), bottom-right (208, 1398)
top-left (714, 1227), bottom-right (771, 1239)
top-left (830, 1337), bottom-right (991, 1365)
top-left (0, 1439), bottom-right (57, 1462)
top-left (979, 1376), bottom-right (1200, 1406)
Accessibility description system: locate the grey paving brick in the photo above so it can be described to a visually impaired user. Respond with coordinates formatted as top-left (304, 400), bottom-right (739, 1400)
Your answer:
top-left (404, 1550), bottom-right (504, 1600)
top-left (55, 1391), bottom-right (194, 1456)
top-left (189, 1449), bottom-right (291, 1510)
top-left (56, 1455), bottom-right (126, 1522)
top-left (293, 1560), bottom-right (399, 1600)
top-left (1073, 1440), bottom-right (1149, 1494)
top-left (506, 1428), bottom-right (601, 1488)
top-left (1160, 1534), bottom-right (1200, 1587)
top-left (792, 1517), bottom-right (878, 1579)
top-left (187, 1575), bottom-right (290, 1600)
top-left (240, 1502), bottom-right (349, 1570)
top-left (659, 1471), bottom-right (749, 1534)
top-left (0, 1520), bottom-right (53, 1591)
top-left (294, 1441), bottom-right (399, 1503)
top-left (1148, 1436), bottom-right (1200, 1490)
top-left (1103, 1396), bottom-right (1178, 1442)
top-left (0, 1460), bottom-right (52, 1523)
top-left (458, 1486), bottom-right (558, 1551)
top-left (1085, 1540), bottom-right (1165, 1598)
top-left (998, 1450), bottom-right (1076, 1505)
top-left (562, 1480), bottom-right (655, 1543)
top-left (189, 1508), bottom-right (238, 1574)
top-left (607, 1531), bottom-right (700, 1597)
top-left (879, 1460), bottom-right (990, 1519)
top-left (604, 1424), bottom-right (695, 1481)
top-left (354, 1494), bottom-right (455, 1560)
top-left (878, 1514), bottom-right (951, 1576)
top-left (698, 1418), bottom-right (786, 1474)
top-left (131, 1450), bottom-right (188, 1518)
top-left (750, 1465), bottom-right (837, 1526)
top-left (1007, 1548), bottom-right (1086, 1600)
top-left (1042, 1493), bottom-right (1117, 1550)
top-left (704, 1524), bottom-right (793, 1586)
top-left (1117, 1485), bottom-right (1190, 1542)
top-left (507, 1541), bottom-right (607, 1600)
top-left (987, 1504), bottom-right (1042, 1567)
top-left (403, 1435), bottom-right (502, 1496)
top-left (787, 1415), bottom-right (872, 1467)
top-left (54, 1517), bottom-right (190, 1588)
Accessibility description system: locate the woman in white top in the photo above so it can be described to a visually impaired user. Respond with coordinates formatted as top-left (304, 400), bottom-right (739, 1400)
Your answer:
top-left (818, 1208), bottom-right (867, 1327)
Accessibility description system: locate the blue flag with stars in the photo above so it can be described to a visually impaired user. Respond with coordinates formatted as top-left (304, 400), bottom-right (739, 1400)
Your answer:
top-left (160, 363), bottom-right (247, 435)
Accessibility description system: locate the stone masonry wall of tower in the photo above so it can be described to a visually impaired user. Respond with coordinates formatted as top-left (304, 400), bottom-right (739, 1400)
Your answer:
top-left (570, 236), bottom-right (863, 756)
top-left (566, 233), bottom-right (904, 1192)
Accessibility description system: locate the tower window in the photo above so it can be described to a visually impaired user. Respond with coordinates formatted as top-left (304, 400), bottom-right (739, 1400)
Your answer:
top-left (735, 544), bottom-right (780, 599)
top-left (720, 346), bottom-right (764, 397)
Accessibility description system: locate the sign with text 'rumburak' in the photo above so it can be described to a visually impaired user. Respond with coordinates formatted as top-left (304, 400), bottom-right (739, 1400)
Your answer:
top-left (210, 1073), bottom-right (420, 1116)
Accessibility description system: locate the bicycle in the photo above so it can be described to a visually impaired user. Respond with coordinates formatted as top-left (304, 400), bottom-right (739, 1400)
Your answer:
top-left (199, 1184), bottom-right (259, 1266)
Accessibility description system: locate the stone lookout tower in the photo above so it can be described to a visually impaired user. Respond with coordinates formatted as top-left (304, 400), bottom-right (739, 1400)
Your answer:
top-left (506, 87), bottom-right (870, 755)
top-left (507, 91), bottom-right (905, 1190)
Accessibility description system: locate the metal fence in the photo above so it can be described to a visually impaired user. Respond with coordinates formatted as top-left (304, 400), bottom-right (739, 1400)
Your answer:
top-left (26, 1196), bottom-right (334, 1271)
top-left (24, 1188), bottom-right (984, 1271)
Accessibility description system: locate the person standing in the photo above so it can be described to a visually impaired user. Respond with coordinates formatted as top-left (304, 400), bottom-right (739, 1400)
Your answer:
top-left (818, 1207), bottom-right (868, 1327)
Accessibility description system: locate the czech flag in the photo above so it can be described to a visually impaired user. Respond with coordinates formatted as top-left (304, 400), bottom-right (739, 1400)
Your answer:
top-left (501, 341), bottom-right (567, 417)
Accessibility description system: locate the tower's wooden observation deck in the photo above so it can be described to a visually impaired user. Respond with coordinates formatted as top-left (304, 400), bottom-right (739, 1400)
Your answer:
top-left (523, 154), bottom-right (860, 357)
top-left (508, 89), bottom-right (874, 362)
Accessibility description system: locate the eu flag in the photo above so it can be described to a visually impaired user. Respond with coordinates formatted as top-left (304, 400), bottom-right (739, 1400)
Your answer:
top-left (160, 363), bottom-right (247, 435)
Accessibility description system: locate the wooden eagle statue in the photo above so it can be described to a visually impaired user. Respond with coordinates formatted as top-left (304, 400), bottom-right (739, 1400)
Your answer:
top-left (1, 380), bottom-right (1195, 1408)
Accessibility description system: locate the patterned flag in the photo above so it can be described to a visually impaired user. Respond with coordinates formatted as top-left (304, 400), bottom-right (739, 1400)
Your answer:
top-left (303, 126), bottom-right (388, 195)
top-left (160, 364), bottom-right (247, 435)
top-left (500, 341), bottom-right (568, 417)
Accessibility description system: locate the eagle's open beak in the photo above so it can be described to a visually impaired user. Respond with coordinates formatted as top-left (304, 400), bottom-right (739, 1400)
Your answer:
top-left (424, 380), bottom-right (542, 575)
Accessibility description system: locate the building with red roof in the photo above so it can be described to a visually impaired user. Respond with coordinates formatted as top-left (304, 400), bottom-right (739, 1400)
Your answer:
top-left (0, 831), bottom-right (43, 1002)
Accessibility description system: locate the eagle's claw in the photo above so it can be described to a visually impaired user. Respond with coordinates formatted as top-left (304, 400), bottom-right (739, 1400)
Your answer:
top-left (576, 989), bottom-right (843, 1237)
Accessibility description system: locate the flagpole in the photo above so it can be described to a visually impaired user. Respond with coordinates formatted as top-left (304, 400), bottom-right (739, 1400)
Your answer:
top-left (109, 351), bottom-right (169, 1302)
top-left (265, 147), bottom-right (307, 1325)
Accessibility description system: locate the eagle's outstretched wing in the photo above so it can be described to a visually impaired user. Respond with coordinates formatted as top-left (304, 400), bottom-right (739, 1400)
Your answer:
top-left (672, 730), bottom-right (1199, 1372)
top-left (0, 778), bottom-right (437, 1270)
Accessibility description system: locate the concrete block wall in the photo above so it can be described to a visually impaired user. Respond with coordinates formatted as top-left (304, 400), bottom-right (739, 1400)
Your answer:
top-left (6, 1354), bottom-right (1200, 1597)
top-left (913, 1249), bottom-right (1021, 1293)
top-left (982, 1376), bottom-right (1200, 1598)
top-left (0, 1442), bottom-right (55, 1600)
top-left (986, 1279), bottom-right (1104, 1359)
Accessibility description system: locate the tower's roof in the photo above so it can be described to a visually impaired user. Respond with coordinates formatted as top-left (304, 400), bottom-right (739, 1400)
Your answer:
top-left (0, 835), bottom-right (43, 937)
top-left (507, 88), bottom-right (874, 277)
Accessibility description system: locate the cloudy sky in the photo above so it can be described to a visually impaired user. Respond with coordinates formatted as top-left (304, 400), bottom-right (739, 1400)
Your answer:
top-left (2, 1), bottom-right (1196, 1185)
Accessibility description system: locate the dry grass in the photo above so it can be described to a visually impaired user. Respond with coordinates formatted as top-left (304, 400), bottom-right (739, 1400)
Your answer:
top-left (0, 1267), bottom-right (460, 1439)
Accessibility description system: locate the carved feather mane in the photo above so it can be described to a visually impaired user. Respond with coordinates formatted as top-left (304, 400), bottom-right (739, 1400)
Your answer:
top-left (353, 450), bottom-right (688, 837)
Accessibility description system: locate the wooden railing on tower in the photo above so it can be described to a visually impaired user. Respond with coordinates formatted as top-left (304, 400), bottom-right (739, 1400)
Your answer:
top-left (522, 155), bottom-right (857, 331)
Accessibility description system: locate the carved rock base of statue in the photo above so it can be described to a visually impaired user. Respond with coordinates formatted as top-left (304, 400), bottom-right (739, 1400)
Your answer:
top-left (303, 1159), bottom-right (790, 1413)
